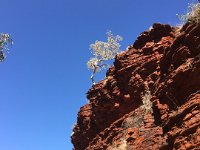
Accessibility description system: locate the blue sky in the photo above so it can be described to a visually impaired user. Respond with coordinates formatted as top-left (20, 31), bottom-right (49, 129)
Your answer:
top-left (0, 0), bottom-right (195, 149)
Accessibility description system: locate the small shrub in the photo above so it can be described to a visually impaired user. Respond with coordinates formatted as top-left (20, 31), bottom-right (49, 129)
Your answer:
top-left (177, 2), bottom-right (200, 24)
top-left (141, 89), bottom-right (153, 113)
top-left (87, 31), bottom-right (123, 84)
top-left (0, 33), bottom-right (13, 61)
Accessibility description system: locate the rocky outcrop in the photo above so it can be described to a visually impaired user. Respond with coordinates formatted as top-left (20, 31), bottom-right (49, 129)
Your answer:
top-left (71, 23), bottom-right (200, 150)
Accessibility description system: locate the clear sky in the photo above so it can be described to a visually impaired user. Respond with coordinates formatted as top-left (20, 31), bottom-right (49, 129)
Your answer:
top-left (0, 0), bottom-right (196, 149)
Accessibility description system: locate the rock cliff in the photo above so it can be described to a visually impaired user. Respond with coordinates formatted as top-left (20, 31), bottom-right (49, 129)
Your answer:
top-left (71, 23), bottom-right (200, 150)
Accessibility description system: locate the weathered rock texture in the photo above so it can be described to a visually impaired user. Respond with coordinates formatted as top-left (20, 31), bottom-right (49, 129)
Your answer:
top-left (71, 23), bottom-right (200, 150)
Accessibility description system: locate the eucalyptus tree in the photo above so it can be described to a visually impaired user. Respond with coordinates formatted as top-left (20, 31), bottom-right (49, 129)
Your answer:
top-left (0, 33), bottom-right (13, 62)
top-left (178, 2), bottom-right (200, 24)
top-left (87, 31), bottom-right (123, 84)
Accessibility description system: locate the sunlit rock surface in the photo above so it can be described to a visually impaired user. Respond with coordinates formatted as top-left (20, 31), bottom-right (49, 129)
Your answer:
top-left (72, 23), bottom-right (200, 150)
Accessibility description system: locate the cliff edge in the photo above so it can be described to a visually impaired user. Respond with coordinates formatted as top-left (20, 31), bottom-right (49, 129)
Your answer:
top-left (71, 23), bottom-right (200, 150)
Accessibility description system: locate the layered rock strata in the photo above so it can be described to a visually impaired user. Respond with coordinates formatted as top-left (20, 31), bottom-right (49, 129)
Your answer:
top-left (71, 23), bottom-right (200, 150)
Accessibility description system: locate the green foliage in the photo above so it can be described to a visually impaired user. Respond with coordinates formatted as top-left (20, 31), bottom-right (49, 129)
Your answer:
top-left (87, 31), bottom-right (123, 84)
top-left (0, 33), bottom-right (13, 62)
top-left (177, 2), bottom-right (200, 24)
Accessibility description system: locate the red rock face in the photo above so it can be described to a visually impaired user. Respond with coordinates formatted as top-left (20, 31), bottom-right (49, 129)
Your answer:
top-left (71, 23), bottom-right (200, 150)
